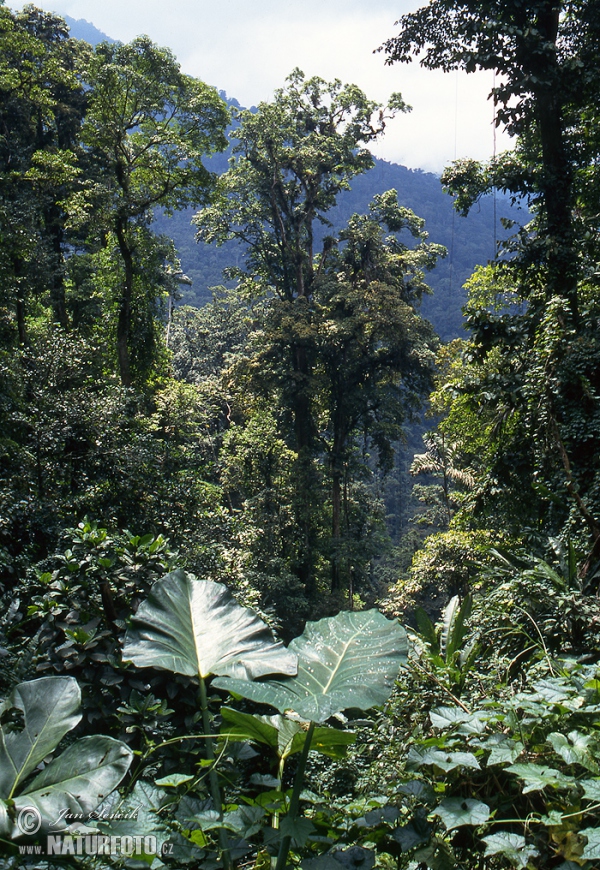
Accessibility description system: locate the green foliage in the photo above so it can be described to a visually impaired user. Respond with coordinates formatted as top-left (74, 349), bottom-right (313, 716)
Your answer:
top-left (79, 36), bottom-right (229, 385)
top-left (410, 432), bottom-right (475, 531)
top-left (0, 520), bottom-right (180, 735)
top-left (6, 8), bottom-right (600, 869)
top-left (391, 658), bottom-right (600, 868)
top-left (384, 529), bottom-right (498, 619)
top-left (469, 546), bottom-right (600, 664)
top-left (0, 676), bottom-right (131, 841)
top-left (194, 70), bottom-right (438, 600)
top-left (412, 594), bottom-right (480, 691)
top-left (382, 0), bottom-right (600, 572)
top-left (119, 570), bottom-right (406, 869)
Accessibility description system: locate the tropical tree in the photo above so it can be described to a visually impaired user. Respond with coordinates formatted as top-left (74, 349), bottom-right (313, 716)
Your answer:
top-left (0, 4), bottom-right (88, 340)
top-left (195, 69), bottom-right (409, 595)
top-left (381, 0), bottom-right (600, 315)
top-left (410, 431), bottom-right (475, 530)
top-left (314, 191), bottom-right (443, 591)
top-left (81, 37), bottom-right (229, 385)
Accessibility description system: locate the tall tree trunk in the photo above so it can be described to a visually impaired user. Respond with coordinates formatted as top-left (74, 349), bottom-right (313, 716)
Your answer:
top-left (292, 341), bottom-right (316, 597)
top-left (13, 257), bottom-right (27, 344)
top-left (16, 298), bottom-right (26, 345)
top-left (532, 3), bottom-right (578, 320)
top-left (330, 464), bottom-right (342, 592)
top-left (46, 203), bottom-right (68, 329)
top-left (115, 218), bottom-right (134, 387)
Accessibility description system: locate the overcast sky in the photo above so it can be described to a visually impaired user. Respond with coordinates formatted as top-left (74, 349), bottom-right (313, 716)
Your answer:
top-left (10, 0), bottom-right (511, 173)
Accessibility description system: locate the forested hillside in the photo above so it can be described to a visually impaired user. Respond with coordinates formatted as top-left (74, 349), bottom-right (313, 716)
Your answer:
top-left (2, 3), bottom-right (600, 869)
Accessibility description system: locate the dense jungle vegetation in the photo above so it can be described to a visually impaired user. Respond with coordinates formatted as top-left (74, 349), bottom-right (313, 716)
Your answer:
top-left (1, 2), bottom-right (600, 868)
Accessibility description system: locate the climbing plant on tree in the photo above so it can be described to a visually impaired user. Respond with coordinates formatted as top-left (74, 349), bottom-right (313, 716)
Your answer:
top-left (382, 1), bottom-right (600, 570)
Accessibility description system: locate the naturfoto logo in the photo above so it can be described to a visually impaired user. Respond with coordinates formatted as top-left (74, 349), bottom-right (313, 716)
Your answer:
top-left (18, 834), bottom-right (158, 858)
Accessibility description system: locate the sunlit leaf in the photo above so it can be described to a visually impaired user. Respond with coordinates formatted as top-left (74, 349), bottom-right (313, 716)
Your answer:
top-left (214, 610), bottom-right (407, 723)
top-left (123, 570), bottom-right (297, 679)
top-left (506, 763), bottom-right (576, 793)
top-left (433, 798), bottom-right (490, 829)
top-left (483, 832), bottom-right (539, 867)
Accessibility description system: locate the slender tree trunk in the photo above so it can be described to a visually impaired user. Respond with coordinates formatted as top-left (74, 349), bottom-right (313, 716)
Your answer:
top-left (292, 341), bottom-right (316, 597)
top-left (16, 298), bottom-right (26, 345)
top-left (531, 3), bottom-right (578, 320)
top-left (330, 410), bottom-right (347, 593)
top-left (115, 218), bottom-right (134, 387)
top-left (331, 464), bottom-right (342, 592)
top-left (12, 256), bottom-right (27, 344)
top-left (47, 203), bottom-right (69, 329)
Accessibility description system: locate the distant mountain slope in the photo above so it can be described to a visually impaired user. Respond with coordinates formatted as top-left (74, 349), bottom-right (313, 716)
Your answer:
top-left (64, 15), bottom-right (115, 45)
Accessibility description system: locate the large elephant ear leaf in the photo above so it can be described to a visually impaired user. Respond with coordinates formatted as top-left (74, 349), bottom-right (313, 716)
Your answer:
top-left (122, 570), bottom-right (297, 680)
top-left (213, 610), bottom-right (407, 723)
top-left (0, 676), bottom-right (81, 799)
top-left (14, 736), bottom-right (133, 836)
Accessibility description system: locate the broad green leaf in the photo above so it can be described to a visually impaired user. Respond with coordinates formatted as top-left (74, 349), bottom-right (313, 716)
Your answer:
top-left (397, 780), bottom-right (435, 801)
top-left (154, 773), bottom-right (195, 787)
top-left (530, 679), bottom-right (583, 709)
top-left (442, 594), bottom-right (472, 661)
top-left (222, 805), bottom-right (265, 838)
top-left (433, 798), bottom-right (490, 829)
top-left (392, 819), bottom-right (431, 851)
top-left (123, 570), bottom-right (297, 679)
top-left (15, 736), bottom-right (132, 835)
top-left (213, 610), bottom-right (407, 723)
top-left (506, 763), bottom-right (575, 793)
top-left (429, 707), bottom-right (487, 734)
top-left (414, 607), bottom-right (439, 653)
top-left (220, 707), bottom-right (355, 759)
top-left (311, 727), bottom-right (356, 759)
top-left (547, 731), bottom-right (598, 772)
top-left (96, 781), bottom-right (170, 861)
top-left (407, 747), bottom-right (480, 772)
top-left (581, 827), bottom-right (600, 861)
top-left (221, 706), bottom-right (284, 750)
top-left (0, 676), bottom-right (81, 798)
top-left (190, 809), bottom-right (222, 831)
top-left (358, 805), bottom-right (400, 827)
top-left (581, 779), bottom-right (600, 801)
top-left (482, 832), bottom-right (539, 867)
top-left (486, 736), bottom-right (524, 766)
top-left (279, 815), bottom-right (315, 846)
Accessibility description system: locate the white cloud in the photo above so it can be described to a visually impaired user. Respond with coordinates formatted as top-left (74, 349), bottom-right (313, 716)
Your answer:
top-left (10, 0), bottom-right (513, 172)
